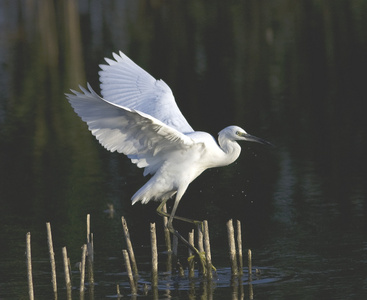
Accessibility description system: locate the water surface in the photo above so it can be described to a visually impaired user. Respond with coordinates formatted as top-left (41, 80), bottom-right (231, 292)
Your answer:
top-left (0, 0), bottom-right (366, 299)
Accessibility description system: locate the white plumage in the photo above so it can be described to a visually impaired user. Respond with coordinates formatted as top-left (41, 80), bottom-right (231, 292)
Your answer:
top-left (66, 51), bottom-right (270, 252)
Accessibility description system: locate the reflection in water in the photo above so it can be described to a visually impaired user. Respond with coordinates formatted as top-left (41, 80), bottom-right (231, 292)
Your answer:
top-left (0, 0), bottom-right (367, 299)
top-left (272, 148), bottom-right (296, 226)
top-left (109, 266), bottom-right (281, 299)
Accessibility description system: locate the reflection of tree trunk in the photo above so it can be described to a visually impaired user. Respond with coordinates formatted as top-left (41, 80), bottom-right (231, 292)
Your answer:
top-left (62, 0), bottom-right (85, 87)
top-left (2, 0), bottom-right (99, 239)
top-left (38, 0), bottom-right (59, 69)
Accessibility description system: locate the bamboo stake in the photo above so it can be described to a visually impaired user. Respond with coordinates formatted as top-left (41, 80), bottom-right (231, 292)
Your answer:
top-left (46, 222), bottom-right (58, 295)
top-left (116, 284), bottom-right (122, 299)
top-left (238, 275), bottom-right (245, 299)
top-left (86, 214), bottom-right (91, 243)
top-left (87, 232), bottom-right (94, 262)
top-left (171, 234), bottom-right (184, 276)
top-left (80, 244), bottom-right (87, 294)
top-left (226, 219), bottom-right (238, 276)
top-left (162, 204), bottom-right (172, 252)
top-left (166, 248), bottom-right (172, 275)
top-left (122, 249), bottom-right (137, 295)
top-left (197, 223), bottom-right (204, 275)
top-left (62, 247), bottom-right (71, 293)
top-left (150, 223), bottom-right (158, 287)
top-left (62, 247), bottom-right (72, 299)
top-left (188, 229), bottom-right (195, 279)
top-left (178, 261), bottom-right (185, 277)
top-left (162, 204), bottom-right (172, 273)
top-left (26, 232), bottom-right (34, 300)
top-left (248, 249), bottom-right (252, 276)
top-left (166, 249), bottom-right (172, 274)
top-left (87, 234), bottom-right (94, 286)
top-left (203, 220), bottom-right (213, 279)
top-left (236, 220), bottom-right (243, 275)
top-left (197, 223), bottom-right (204, 253)
top-left (86, 214), bottom-right (94, 283)
top-left (67, 257), bottom-right (72, 284)
top-left (230, 276), bottom-right (239, 300)
top-left (249, 282), bottom-right (254, 300)
top-left (248, 272), bottom-right (254, 300)
top-left (172, 234), bottom-right (178, 272)
top-left (121, 216), bottom-right (138, 278)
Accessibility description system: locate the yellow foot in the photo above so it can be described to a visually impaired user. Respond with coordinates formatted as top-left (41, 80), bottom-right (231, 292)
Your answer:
top-left (187, 252), bottom-right (216, 275)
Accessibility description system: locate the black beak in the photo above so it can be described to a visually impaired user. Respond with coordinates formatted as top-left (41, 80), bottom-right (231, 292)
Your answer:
top-left (244, 133), bottom-right (274, 147)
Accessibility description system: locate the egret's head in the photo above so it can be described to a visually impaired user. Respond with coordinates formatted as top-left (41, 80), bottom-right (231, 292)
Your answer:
top-left (219, 126), bottom-right (272, 146)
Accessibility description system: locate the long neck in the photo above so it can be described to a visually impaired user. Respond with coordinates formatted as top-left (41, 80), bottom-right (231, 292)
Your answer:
top-left (218, 135), bottom-right (242, 166)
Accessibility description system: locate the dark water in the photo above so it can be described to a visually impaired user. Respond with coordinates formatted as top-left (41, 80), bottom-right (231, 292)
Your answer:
top-left (0, 0), bottom-right (366, 299)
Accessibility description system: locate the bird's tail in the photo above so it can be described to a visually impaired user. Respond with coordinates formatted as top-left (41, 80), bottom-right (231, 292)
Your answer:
top-left (131, 183), bottom-right (176, 205)
top-left (131, 185), bottom-right (152, 205)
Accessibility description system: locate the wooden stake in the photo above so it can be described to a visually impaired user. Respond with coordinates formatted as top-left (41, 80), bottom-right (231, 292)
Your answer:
top-left (236, 220), bottom-right (243, 275)
top-left (197, 223), bottom-right (204, 253)
top-left (172, 234), bottom-right (179, 272)
top-left (121, 216), bottom-right (138, 278)
top-left (67, 257), bottom-right (72, 284)
top-left (86, 214), bottom-right (94, 283)
top-left (87, 235), bottom-right (94, 287)
top-left (197, 223), bottom-right (205, 275)
top-left (188, 230), bottom-right (195, 279)
top-left (248, 249), bottom-right (252, 276)
top-left (80, 244), bottom-right (87, 294)
top-left (46, 222), bottom-right (57, 295)
top-left (162, 204), bottom-right (171, 252)
top-left (86, 214), bottom-right (91, 243)
top-left (86, 218), bottom-right (94, 261)
top-left (150, 223), bottom-right (158, 287)
top-left (122, 249), bottom-right (137, 295)
top-left (170, 234), bottom-right (185, 276)
top-left (87, 231), bottom-right (94, 262)
top-left (62, 247), bottom-right (72, 299)
top-left (203, 220), bottom-right (213, 279)
top-left (26, 232), bottom-right (34, 300)
top-left (116, 284), bottom-right (122, 298)
top-left (249, 280), bottom-right (254, 300)
top-left (227, 219), bottom-right (238, 276)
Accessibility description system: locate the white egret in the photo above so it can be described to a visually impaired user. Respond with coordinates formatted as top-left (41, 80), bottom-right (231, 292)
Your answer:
top-left (66, 51), bottom-right (271, 264)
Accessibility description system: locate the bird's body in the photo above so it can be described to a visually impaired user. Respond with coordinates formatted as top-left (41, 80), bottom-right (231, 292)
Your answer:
top-left (131, 129), bottom-right (241, 205)
top-left (66, 51), bottom-right (270, 260)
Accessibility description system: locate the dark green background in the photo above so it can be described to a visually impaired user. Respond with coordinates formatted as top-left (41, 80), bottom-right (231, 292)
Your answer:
top-left (0, 0), bottom-right (366, 298)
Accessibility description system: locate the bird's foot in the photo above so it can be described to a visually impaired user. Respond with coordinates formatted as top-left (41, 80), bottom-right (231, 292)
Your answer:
top-left (188, 250), bottom-right (216, 275)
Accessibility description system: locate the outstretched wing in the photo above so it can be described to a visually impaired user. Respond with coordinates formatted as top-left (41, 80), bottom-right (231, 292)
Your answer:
top-left (66, 84), bottom-right (195, 175)
top-left (99, 51), bottom-right (194, 134)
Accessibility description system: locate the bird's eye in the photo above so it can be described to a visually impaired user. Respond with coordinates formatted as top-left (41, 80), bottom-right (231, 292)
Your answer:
top-left (236, 131), bottom-right (240, 136)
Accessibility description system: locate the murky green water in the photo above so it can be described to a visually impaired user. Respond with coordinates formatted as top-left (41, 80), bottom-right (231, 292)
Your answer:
top-left (0, 0), bottom-right (366, 299)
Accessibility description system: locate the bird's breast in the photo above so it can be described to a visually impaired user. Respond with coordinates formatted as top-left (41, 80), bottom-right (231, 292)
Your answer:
top-left (160, 148), bottom-right (205, 181)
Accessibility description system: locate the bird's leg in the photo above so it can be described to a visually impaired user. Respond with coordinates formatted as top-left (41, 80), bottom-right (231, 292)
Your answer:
top-left (157, 197), bottom-right (207, 274)
top-left (156, 200), bottom-right (202, 226)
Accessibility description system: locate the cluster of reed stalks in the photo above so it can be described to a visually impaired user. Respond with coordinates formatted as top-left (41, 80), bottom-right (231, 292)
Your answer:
top-left (25, 207), bottom-right (255, 299)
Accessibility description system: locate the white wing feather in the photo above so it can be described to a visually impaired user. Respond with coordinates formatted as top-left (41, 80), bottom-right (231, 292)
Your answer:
top-left (66, 84), bottom-right (195, 175)
top-left (99, 51), bottom-right (194, 134)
